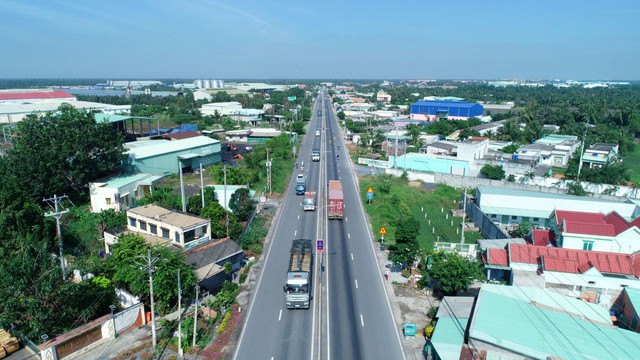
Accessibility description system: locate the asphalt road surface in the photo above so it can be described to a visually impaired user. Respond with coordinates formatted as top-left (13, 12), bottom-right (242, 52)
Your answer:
top-left (234, 90), bottom-right (404, 360)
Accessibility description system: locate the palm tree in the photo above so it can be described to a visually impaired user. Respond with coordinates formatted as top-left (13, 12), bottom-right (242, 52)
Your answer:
top-left (405, 124), bottom-right (423, 148)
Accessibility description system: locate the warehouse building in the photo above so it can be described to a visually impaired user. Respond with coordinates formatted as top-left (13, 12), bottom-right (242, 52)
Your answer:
top-left (410, 100), bottom-right (484, 121)
top-left (124, 136), bottom-right (221, 174)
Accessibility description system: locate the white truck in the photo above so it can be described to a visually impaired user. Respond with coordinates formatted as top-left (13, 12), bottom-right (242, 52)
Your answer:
top-left (284, 239), bottom-right (313, 309)
top-left (303, 191), bottom-right (316, 211)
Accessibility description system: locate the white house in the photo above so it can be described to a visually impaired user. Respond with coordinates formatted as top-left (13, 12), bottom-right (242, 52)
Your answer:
top-left (89, 173), bottom-right (164, 213)
top-left (551, 209), bottom-right (640, 254)
top-left (125, 204), bottom-right (211, 250)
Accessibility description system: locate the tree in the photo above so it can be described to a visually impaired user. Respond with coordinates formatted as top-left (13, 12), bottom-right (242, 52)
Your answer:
top-left (480, 164), bottom-right (506, 180)
top-left (138, 187), bottom-right (182, 210)
top-left (424, 252), bottom-right (483, 296)
top-left (389, 217), bottom-right (421, 272)
top-left (187, 186), bottom-right (216, 215)
top-left (201, 201), bottom-right (231, 238)
top-left (6, 105), bottom-right (125, 202)
top-left (229, 188), bottom-right (254, 221)
top-left (405, 124), bottom-right (423, 147)
top-left (105, 234), bottom-right (196, 313)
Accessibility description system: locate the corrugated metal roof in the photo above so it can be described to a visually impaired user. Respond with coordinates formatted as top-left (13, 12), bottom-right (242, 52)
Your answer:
top-left (531, 229), bottom-right (556, 246)
top-left (564, 220), bottom-right (616, 237)
top-left (470, 284), bottom-right (638, 360)
top-left (412, 100), bottom-right (479, 108)
top-left (0, 90), bottom-right (74, 101)
top-left (625, 287), bottom-right (640, 311)
top-left (486, 248), bottom-right (509, 266)
top-left (127, 136), bottom-right (219, 159)
top-left (509, 243), bottom-right (640, 277)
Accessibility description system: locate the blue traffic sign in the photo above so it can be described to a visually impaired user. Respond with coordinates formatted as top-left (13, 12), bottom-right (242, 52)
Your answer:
top-left (367, 192), bottom-right (373, 199)
top-left (316, 239), bottom-right (324, 253)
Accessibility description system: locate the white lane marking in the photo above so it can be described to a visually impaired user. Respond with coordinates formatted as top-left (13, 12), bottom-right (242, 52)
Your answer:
top-left (294, 230), bottom-right (297, 236)
top-left (278, 309), bottom-right (282, 321)
top-left (345, 217), bottom-right (348, 222)
top-left (271, 357), bottom-right (274, 360)
top-left (360, 314), bottom-right (365, 327)
top-left (351, 253), bottom-right (354, 260)
top-left (298, 215), bottom-right (300, 220)
top-left (355, 279), bottom-right (358, 288)
top-left (348, 233), bottom-right (351, 239)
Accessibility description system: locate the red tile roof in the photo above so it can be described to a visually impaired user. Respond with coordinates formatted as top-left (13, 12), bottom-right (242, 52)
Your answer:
top-left (563, 220), bottom-right (616, 237)
top-left (531, 229), bottom-right (556, 247)
top-left (542, 256), bottom-right (579, 273)
top-left (486, 248), bottom-right (509, 266)
top-left (0, 90), bottom-right (75, 101)
top-left (630, 216), bottom-right (640, 229)
top-left (554, 209), bottom-right (605, 227)
top-left (509, 243), bottom-right (640, 278)
top-left (604, 212), bottom-right (632, 235)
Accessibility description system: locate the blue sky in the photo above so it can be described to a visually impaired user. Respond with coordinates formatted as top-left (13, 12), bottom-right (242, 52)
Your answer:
top-left (1, 0), bottom-right (639, 80)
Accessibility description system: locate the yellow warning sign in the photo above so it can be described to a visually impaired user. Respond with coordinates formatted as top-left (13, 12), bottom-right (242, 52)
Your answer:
top-left (379, 227), bottom-right (387, 235)
top-left (367, 187), bottom-right (373, 193)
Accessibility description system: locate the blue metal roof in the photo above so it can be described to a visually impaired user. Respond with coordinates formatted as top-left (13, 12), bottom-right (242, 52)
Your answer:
top-left (411, 100), bottom-right (478, 108)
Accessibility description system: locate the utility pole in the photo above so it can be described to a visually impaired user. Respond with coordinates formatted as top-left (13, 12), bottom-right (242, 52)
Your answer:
top-left (139, 249), bottom-right (158, 349)
top-left (200, 163), bottom-right (205, 209)
top-left (266, 148), bottom-right (272, 198)
top-left (223, 164), bottom-right (229, 237)
top-left (193, 284), bottom-right (199, 347)
top-left (177, 268), bottom-right (183, 357)
top-left (460, 188), bottom-right (467, 244)
top-left (577, 125), bottom-right (588, 183)
top-left (179, 160), bottom-right (186, 212)
top-left (394, 124), bottom-right (398, 169)
top-left (43, 194), bottom-right (70, 280)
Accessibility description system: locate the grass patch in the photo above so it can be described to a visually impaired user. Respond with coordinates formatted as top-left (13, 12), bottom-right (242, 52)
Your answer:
top-left (623, 145), bottom-right (640, 183)
top-left (359, 175), bottom-right (483, 253)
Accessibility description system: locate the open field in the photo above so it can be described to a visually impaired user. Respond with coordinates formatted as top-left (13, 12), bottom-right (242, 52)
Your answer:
top-left (358, 175), bottom-right (483, 253)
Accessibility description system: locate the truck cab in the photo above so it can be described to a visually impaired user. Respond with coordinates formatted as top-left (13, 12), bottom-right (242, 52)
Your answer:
top-left (312, 150), bottom-right (320, 162)
top-left (295, 174), bottom-right (306, 195)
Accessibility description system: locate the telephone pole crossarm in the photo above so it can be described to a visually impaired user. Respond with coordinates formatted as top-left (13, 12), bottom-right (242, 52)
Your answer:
top-left (43, 194), bottom-right (71, 280)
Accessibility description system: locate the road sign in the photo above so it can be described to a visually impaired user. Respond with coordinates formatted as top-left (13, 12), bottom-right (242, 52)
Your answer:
top-left (367, 192), bottom-right (373, 200)
top-left (367, 187), bottom-right (373, 193)
top-left (316, 239), bottom-right (324, 253)
top-left (379, 227), bottom-right (387, 235)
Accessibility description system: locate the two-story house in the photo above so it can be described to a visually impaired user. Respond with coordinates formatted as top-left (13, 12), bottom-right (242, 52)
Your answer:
top-left (106, 204), bottom-right (211, 252)
top-left (550, 209), bottom-right (640, 254)
top-left (581, 143), bottom-right (619, 169)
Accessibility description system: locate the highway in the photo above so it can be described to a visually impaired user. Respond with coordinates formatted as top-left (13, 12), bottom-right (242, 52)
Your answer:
top-left (234, 90), bottom-right (404, 360)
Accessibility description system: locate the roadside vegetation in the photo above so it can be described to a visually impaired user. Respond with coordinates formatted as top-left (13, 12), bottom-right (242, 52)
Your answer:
top-left (359, 175), bottom-right (483, 252)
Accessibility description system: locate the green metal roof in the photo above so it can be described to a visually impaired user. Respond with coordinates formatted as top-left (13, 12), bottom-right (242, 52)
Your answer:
top-left (470, 284), bottom-right (640, 360)
top-left (430, 317), bottom-right (468, 360)
top-left (477, 186), bottom-right (617, 203)
top-left (480, 205), bottom-right (552, 219)
top-left (625, 287), bottom-right (640, 312)
top-left (95, 173), bottom-right (153, 188)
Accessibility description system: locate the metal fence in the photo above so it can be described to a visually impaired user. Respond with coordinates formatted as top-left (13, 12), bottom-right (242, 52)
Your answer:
top-left (463, 193), bottom-right (508, 240)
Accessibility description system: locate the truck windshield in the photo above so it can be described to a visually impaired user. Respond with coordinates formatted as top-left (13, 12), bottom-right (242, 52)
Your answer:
top-left (285, 284), bottom-right (308, 293)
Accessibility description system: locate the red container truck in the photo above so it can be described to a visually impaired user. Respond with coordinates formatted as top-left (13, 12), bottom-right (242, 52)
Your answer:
top-left (328, 180), bottom-right (344, 220)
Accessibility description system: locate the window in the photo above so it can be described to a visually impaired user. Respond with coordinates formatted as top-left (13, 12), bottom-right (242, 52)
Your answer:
top-left (139, 221), bottom-right (147, 231)
top-left (149, 224), bottom-right (157, 235)
top-left (511, 216), bottom-right (517, 220)
top-left (491, 214), bottom-right (497, 218)
top-left (583, 240), bottom-right (594, 251)
top-left (533, 218), bottom-right (539, 222)
top-left (105, 198), bottom-right (112, 205)
top-left (161, 227), bottom-right (170, 239)
top-left (128, 217), bottom-right (136, 227)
